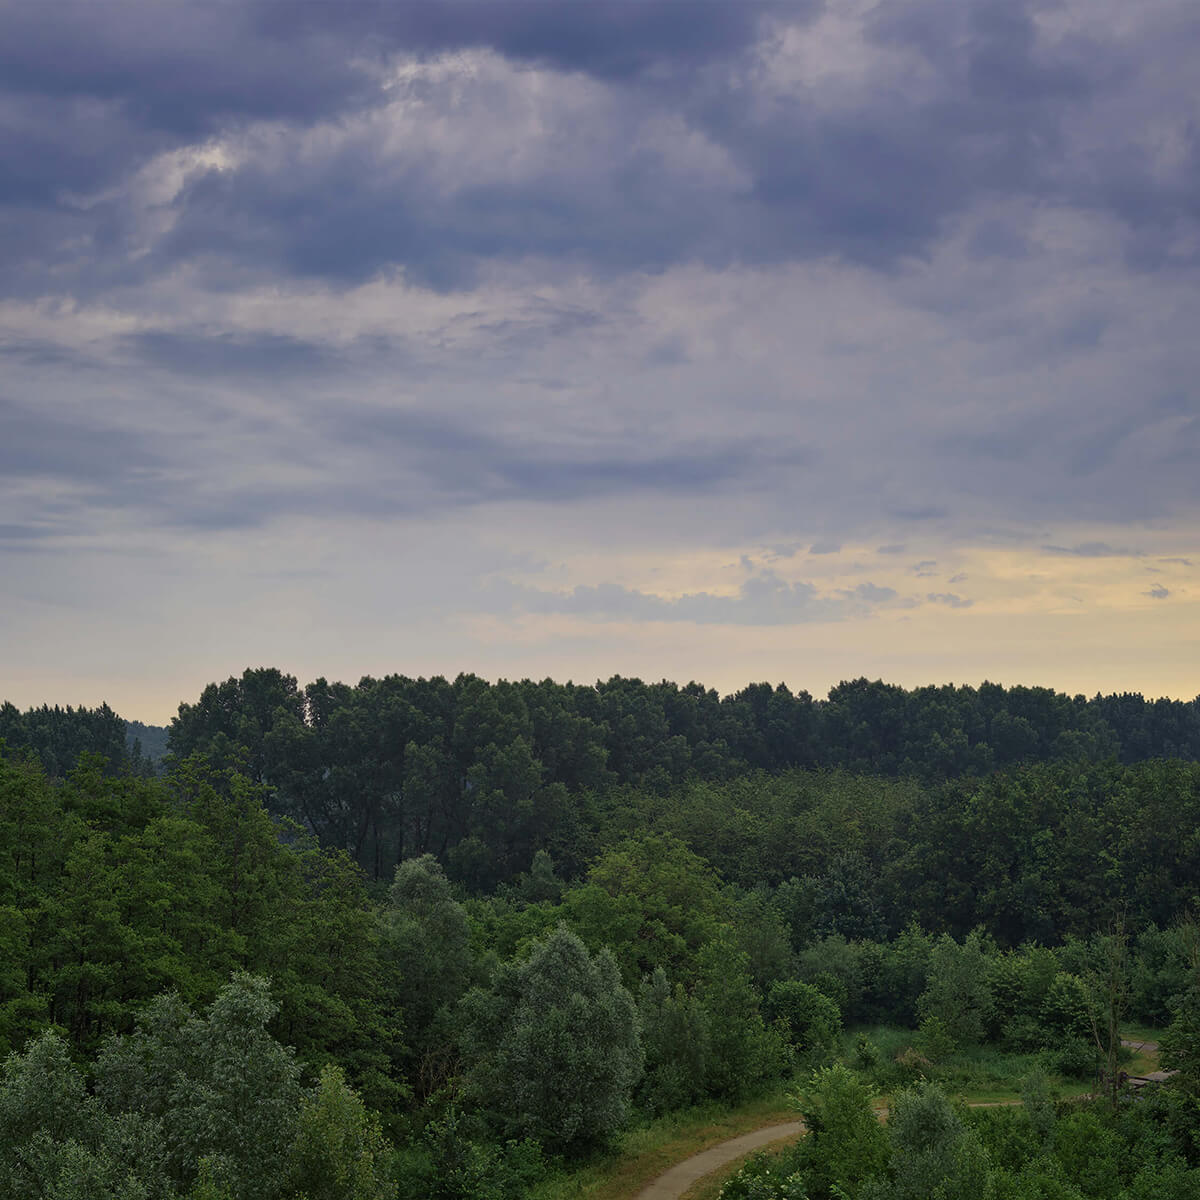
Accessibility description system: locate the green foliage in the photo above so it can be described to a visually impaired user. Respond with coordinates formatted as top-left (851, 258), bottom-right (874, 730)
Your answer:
top-left (1159, 960), bottom-right (1200, 1093)
top-left (563, 835), bottom-right (729, 987)
top-left (394, 1107), bottom-right (545, 1200)
top-left (694, 941), bottom-right (790, 1104)
top-left (381, 854), bottom-right (474, 1092)
top-left (918, 932), bottom-right (995, 1048)
top-left (765, 981), bottom-right (841, 1067)
top-left (917, 1015), bottom-right (956, 1063)
top-left (795, 936), bottom-right (865, 1023)
top-left (1051, 1109), bottom-right (1125, 1199)
top-left (1019, 1068), bottom-right (1056, 1150)
top-left (718, 1155), bottom-right (811, 1200)
top-left (95, 974), bottom-right (301, 1200)
top-left (288, 1064), bottom-right (391, 1200)
top-left (877, 1082), bottom-right (994, 1200)
top-left (459, 925), bottom-right (642, 1156)
top-left (10, 671), bottom-right (1200, 1199)
top-left (0, 1030), bottom-right (171, 1200)
top-left (791, 1064), bottom-right (887, 1199)
top-left (636, 968), bottom-right (709, 1115)
top-left (1052, 1037), bottom-right (1097, 1080)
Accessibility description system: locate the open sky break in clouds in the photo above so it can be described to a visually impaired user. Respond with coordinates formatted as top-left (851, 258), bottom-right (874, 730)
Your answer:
top-left (1, 0), bottom-right (1198, 720)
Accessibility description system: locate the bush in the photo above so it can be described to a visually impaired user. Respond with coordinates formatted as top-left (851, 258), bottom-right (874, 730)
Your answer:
top-left (791, 1064), bottom-right (888, 1199)
top-left (1054, 1038), bottom-right (1096, 1081)
top-left (850, 1034), bottom-right (881, 1073)
top-left (765, 981), bottom-right (841, 1067)
top-left (918, 1015), bottom-right (956, 1062)
top-left (718, 1154), bottom-right (809, 1200)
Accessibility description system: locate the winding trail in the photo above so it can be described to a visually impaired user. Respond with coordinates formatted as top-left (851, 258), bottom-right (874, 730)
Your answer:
top-left (632, 1122), bottom-right (805, 1200)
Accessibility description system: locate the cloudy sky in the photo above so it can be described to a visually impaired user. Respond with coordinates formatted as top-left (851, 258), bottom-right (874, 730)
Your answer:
top-left (2, 0), bottom-right (1198, 721)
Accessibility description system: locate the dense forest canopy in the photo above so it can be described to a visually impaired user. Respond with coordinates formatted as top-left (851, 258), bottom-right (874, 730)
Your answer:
top-left (3, 669), bottom-right (1200, 1199)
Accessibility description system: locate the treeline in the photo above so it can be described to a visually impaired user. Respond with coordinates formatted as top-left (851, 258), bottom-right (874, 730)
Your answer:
top-left (159, 669), bottom-right (1200, 882)
top-left (0, 701), bottom-right (132, 778)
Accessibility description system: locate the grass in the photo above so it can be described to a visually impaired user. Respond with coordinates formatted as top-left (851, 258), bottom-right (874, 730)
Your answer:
top-left (1120, 1026), bottom-right (1166, 1078)
top-left (841, 1024), bottom-right (1166, 1103)
top-left (1121, 1022), bottom-right (1165, 1045)
top-left (527, 1091), bottom-right (801, 1200)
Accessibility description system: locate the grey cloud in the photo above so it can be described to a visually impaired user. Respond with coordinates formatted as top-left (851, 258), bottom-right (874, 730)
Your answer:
top-left (840, 582), bottom-right (898, 604)
top-left (809, 541), bottom-right (842, 554)
top-left (877, 545), bottom-right (907, 555)
top-left (1145, 584), bottom-right (1170, 599)
top-left (891, 506), bottom-right (948, 521)
top-left (1041, 542), bottom-right (1145, 558)
top-left (499, 567), bottom-right (899, 627)
top-left (927, 592), bottom-right (974, 608)
top-left (948, 572), bottom-right (968, 583)
top-left (258, 0), bottom-right (808, 81)
top-left (0, 399), bottom-right (164, 488)
top-left (125, 330), bottom-right (341, 378)
top-left (334, 406), bottom-right (817, 507)
top-left (96, 400), bottom-right (820, 535)
top-left (0, 3), bottom-right (370, 137)
top-left (912, 559), bottom-right (938, 576)
top-left (1160, 558), bottom-right (1194, 566)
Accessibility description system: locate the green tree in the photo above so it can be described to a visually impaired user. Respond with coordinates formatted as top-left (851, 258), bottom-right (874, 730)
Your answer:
top-left (872, 1082), bottom-right (993, 1200)
top-left (0, 1029), bottom-right (170, 1200)
top-left (636, 968), bottom-right (709, 1114)
top-left (563, 835), bottom-right (728, 987)
top-left (791, 1063), bottom-right (887, 1199)
top-left (288, 1064), bottom-right (391, 1200)
top-left (917, 931), bottom-right (995, 1049)
top-left (765, 981), bottom-right (841, 1068)
top-left (95, 974), bottom-right (301, 1200)
top-left (1159, 924), bottom-right (1200, 1094)
top-left (459, 925), bottom-right (642, 1156)
top-left (383, 855), bottom-right (474, 1038)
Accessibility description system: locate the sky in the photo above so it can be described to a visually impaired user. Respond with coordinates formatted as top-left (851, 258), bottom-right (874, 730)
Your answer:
top-left (2, 0), bottom-right (1198, 723)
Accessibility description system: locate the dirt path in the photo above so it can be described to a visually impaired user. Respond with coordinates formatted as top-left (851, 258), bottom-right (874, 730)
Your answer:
top-left (632, 1122), bottom-right (805, 1200)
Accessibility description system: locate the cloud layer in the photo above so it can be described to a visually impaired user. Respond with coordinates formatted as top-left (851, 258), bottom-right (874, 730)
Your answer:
top-left (1, 0), bottom-right (1198, 715)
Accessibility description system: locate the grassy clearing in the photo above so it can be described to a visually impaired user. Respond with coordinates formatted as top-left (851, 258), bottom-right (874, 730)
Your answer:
top-left (528, 1091), bottom-right (800, 1200)
top-left (1122, 1022), bottom-right (1165, 1045)
top-left (1121, 1029), bottom-right (1166, 1078)
top-left (841, 1026), bottom-right (1078, 1101)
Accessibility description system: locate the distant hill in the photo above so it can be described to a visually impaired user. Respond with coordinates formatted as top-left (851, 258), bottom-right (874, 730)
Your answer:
top-left (126, 719), bottom-right (170, 768)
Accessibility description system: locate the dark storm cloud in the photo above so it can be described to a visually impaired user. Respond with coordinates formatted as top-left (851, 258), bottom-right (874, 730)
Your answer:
top-left (254, 0), bottom-right (806, 80)
top-left (0, 2), bottom-right (369, 139)
top-left (157, 121), bottom-right (742, 291)
top-left (2, 0), bottom-right (1198, 296)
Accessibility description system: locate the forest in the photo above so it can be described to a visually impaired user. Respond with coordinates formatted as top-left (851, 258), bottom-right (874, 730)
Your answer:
top-left (2, 669), bottom-right (1200, 1199)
